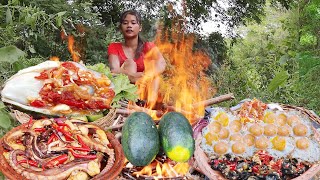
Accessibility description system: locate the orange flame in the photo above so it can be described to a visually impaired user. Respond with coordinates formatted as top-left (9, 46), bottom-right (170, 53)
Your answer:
top-left (67, 35), bottom-right (80, 62)
top-left (50, 56), bottom-right (60, 61)
top-left (137, 29), bottom-right (216, 123)
top-left (132, 160), bottom-right (189, 178)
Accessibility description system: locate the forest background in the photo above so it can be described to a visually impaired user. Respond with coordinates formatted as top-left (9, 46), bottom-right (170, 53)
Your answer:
top-left (0, 1), bottom-right (319, 174)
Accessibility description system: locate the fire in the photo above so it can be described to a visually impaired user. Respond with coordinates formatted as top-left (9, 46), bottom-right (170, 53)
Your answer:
top-left (132, 160), bottom-right (190, 178)
top-left (137, 29), bottom-right (216, 123)
top-left (67, 35), bottom-right (80, 62)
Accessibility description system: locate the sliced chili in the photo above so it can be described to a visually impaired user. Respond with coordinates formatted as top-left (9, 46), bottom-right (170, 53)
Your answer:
top-left (66, 145), bottom-right (90, 152)
top-left (77, 135), bottom-right (90, 149)
top-left (34, 128), bottom-right (46, 133)
top-left (47, 133), bottom-right (57, 144)
top-left (44, 154), bottom-right (68, 169)
top-left (18, 159), bottom-right (40, 167)
top-left (70, 149), bottom-right (97, 160)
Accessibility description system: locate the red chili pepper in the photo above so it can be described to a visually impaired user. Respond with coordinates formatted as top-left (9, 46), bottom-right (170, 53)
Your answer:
top-left (34, 128), bottom-right (46, 133)
top-left (70, 149), bottom-right (97, 160)
top-left (16, 139), bottom-right (23, 144)
top-left (18, 159), bottom-right (40, 167)
top-left (53, 125), bottom-right (74, 141)
top-left (252, 165), bottom-right (259, 174)
top-left (30, 100), bottom-right (46, 108)
top-left (77, 135), bottom-right (89, 149)
top-left (66, 145), bottom-right (90, 152)
top-left (44, 154), bottom-right (68, 169)
top-left (47, 134), bottom-right (57, 144)
top-left (229, 163), bottom-right (237, 171)
top-left (56, 122), bottom-right (71, 129)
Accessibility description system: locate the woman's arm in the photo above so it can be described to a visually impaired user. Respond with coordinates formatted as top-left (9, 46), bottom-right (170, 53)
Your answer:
top-left (108, 54), bottom-right (143, 83)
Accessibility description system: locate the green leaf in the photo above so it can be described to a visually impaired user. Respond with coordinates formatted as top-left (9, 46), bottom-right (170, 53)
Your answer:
top-left (0, 46), bottom-right (26, 63)
top-left (279, 55), bottom-right (289, 65)
top-left (0, 110), bottom-right (12, 129)
top-left (29, 45), bottom-right (36, 53)
top-left (268, 70), bottom-right (289, 92)
top-left (6, 8), bottom-right (12, 24)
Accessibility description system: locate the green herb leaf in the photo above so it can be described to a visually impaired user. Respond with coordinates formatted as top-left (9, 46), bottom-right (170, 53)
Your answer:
top-left (268, 70), bottom-right (289, 92)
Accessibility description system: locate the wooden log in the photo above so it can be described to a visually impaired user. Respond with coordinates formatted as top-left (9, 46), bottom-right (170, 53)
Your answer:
top-left (192, 93), bottom-right (234, 108)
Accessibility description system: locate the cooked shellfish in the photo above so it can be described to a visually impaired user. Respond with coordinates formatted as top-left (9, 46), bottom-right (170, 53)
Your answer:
top-left (1, 61), bottom-right (115, 116)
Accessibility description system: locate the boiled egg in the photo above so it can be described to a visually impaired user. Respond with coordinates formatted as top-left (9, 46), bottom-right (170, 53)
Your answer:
top-left (276, 113), bottom-right (287, 126)
top-left (232, 142), bottom-right (246, 154)
top-left (271, 136), bottom-right (286, 151)
top-left (214, 141), bottom-right (229, 154)
top-left (229, 120), bottom-right (242, 133)
top-left (208, 121), bottom-right (222, 134)
top-left (255, 136), bottom-right (269, 149)
top-left (204, 132), bottom-right (218, 145)
top-left (263, 111), bottom-right (276, 124)
top-left (296, 137), bottom-right (310, 150)
top-left (277, 125), bottom-right (291, 136)
top-left (214, 112), bottom-right (229, 126)
top-left (249, 123), bottom-right (264, 136)
top-left (264, 124), bottom-right (277, 136)
top-left (243, 134), bottom-right (255, 146)
top-left (293, 123), bottom-right (308, 136)
top-left (230, 133), bottom-right (243, 142)
top-left (218, 128), bottom-right (230, 139)
top-left (287, 115), bottom-right (300, 126)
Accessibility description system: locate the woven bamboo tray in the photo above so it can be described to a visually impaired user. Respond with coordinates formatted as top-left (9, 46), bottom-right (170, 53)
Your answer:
top-left (0, 124), bottom-right (125, 180)
top-left (192, 104), bottom-right (320, 180)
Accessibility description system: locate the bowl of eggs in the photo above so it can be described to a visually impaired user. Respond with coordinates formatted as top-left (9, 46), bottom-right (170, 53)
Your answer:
top-left (193, 100), bottom-right (320, 180)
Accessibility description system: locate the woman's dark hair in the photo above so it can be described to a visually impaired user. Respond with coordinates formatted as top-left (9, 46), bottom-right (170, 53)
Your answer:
top-left (120, 10), bottom-right (145, 59)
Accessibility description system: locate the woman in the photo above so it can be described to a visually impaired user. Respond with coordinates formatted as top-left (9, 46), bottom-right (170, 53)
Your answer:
top-left (107, 10), bottom-right (166, 105)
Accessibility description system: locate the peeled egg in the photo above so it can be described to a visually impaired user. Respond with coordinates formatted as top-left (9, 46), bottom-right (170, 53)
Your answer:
top-left (271, 136), bottom-right (286, 151)
top-left (255, 136), bottom-right (269, 149)
top-left (243, 134), bottom-right (255, 146)
top-left (215, 112), bottom-right (229, 126)
top-left (214, 141), bottom-right (229, 154)
top-left (296, 137), bottom-right (310, 150)
top-left (204, 132), bottom-right (218, 145)
top-left (263, 111), bottom-right (276, 124)
top-left (287, 115), bottom-right (300, 126)
top-left (229, 120), bottom-right (242, 133)
top-left (218, 128), bottom-right (230, 139)
top-left (232, 142), bottom-right (246, 154)
top-left (208, 121), bottom-right (222, 134)
top-left (230, 133), bottom-right (243, 142)
top-left (276, 113), bottom-right (287, 126)
top-left (277, 125), bottom-right (291, 136)
top-left (293, 123), bottom-right (308, 136)
top-left (249, 123), bottom-right (264, 136)
top-left (264, 124), bottom-right (277, 136)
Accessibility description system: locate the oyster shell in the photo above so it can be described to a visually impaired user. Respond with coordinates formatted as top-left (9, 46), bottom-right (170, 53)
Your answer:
top-left (1, 61), bottom-right (114, 116)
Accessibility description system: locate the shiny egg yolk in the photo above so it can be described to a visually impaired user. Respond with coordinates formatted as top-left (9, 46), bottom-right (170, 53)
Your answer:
top-left (264, 124), bottom-right (277, 136)
top-left (208, 121), bottom-right (222, 134)
top-left (243, 134), bottom-right (255, 146)
top-left (249, 124), bottom-right (264, 136)
top-left (271, 136), bottom-right (286, 151)
top-left (293, 123), bottom-right (308, 136)
top-left (296, 137), bottom-right (310, 150)
top-left (263, 111), bottom-right (276, 124)
top-left (205, 132), bottom-right (218, 145)
top-left (255, 136), bottom-right (269, 149)
top-left (287, 115), bottom-right (300, 126)
top-left (277, 125), bottom-right (291, 136)
top-left (232, 142), bottom-right (246, 154)
top-left (229, 120), bottom-right (242, 133)
top-left (218, 128), bottom-right (230, 139)
top-left (276, 113), bottom-right (287, 126)
top-left (214, 112), bottom-right (229, 127)
top-left (214, 142), bottom-right (229, 154)
top-left (230, 133), bottom-right (243, 142)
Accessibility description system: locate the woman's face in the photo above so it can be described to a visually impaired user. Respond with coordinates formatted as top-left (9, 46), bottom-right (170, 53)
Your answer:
top-left (120, 14), bottom-right (142, 39)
